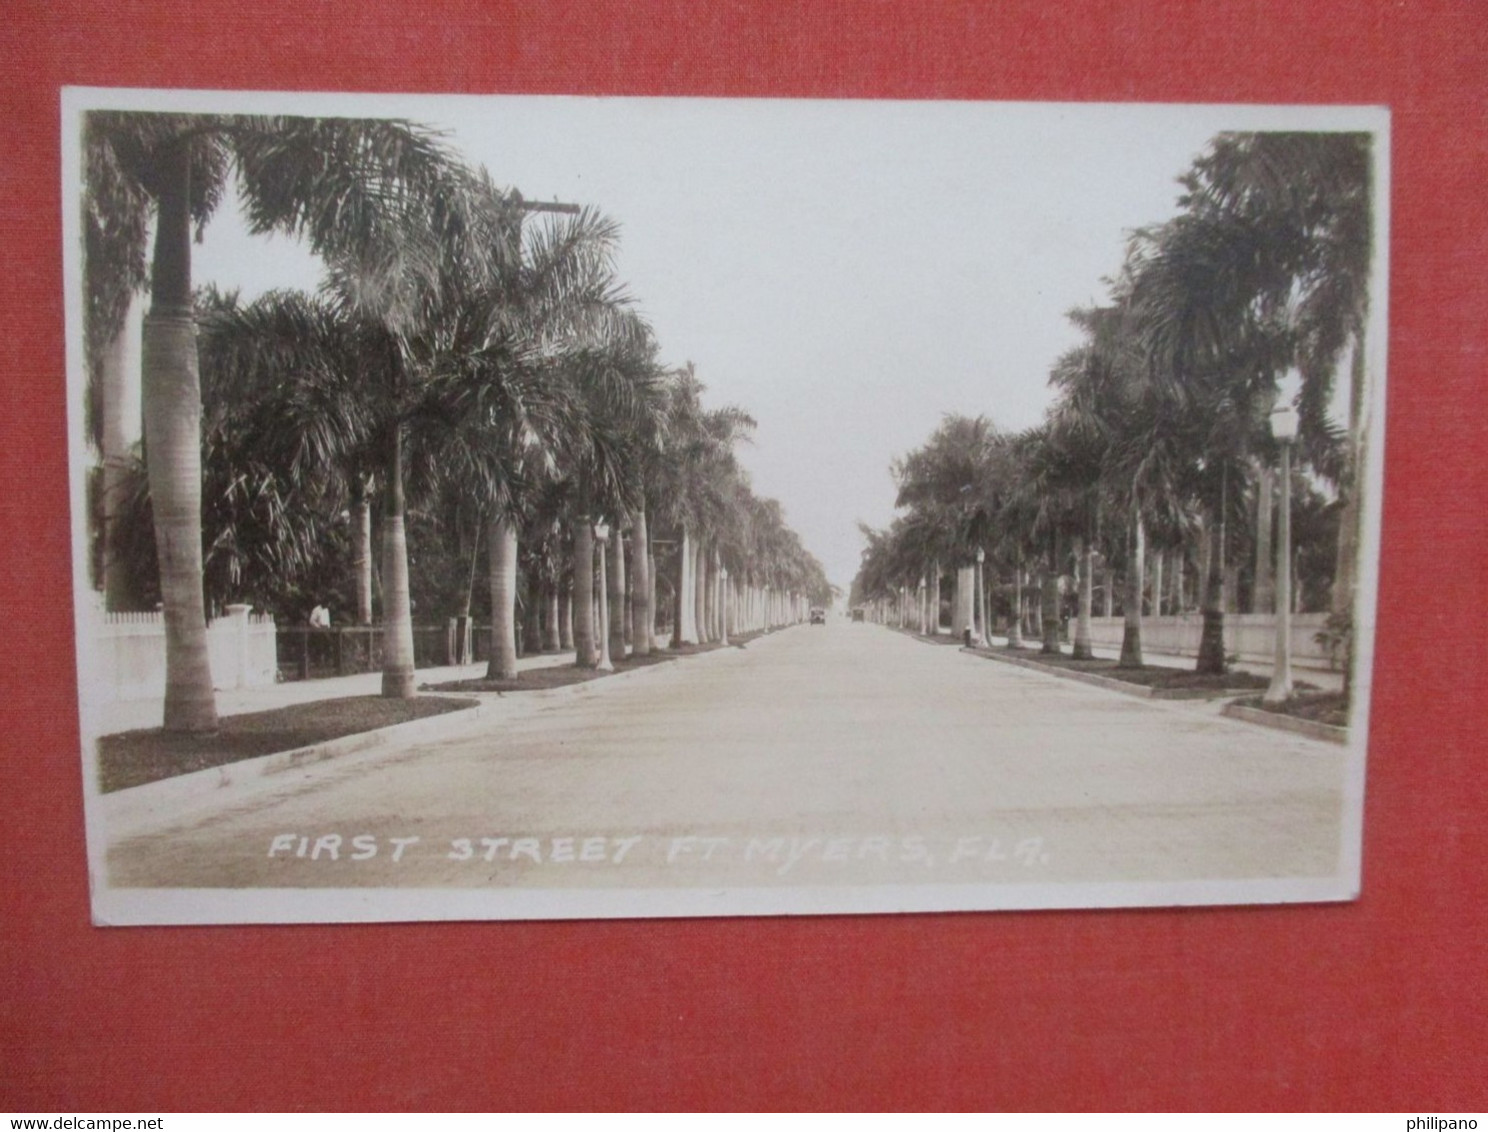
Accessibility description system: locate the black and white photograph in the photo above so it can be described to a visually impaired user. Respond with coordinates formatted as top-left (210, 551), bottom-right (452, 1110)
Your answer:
top-left (64, 88), bottom-right (1389, 924)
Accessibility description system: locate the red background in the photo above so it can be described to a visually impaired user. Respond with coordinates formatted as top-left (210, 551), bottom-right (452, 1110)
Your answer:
top-left (3, 0), bottom-right (1485, 1112)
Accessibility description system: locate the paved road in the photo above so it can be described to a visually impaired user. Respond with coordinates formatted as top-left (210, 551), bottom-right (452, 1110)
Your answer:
top-left (106, 620), bottom-right (1349, 894)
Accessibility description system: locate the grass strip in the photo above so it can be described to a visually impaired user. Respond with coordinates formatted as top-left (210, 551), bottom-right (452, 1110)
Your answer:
top-left (98, 695), bottom-right (478, 794)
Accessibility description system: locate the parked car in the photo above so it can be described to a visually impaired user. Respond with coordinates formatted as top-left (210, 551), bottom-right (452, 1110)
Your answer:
top-left (810, 607), bottom-right (827, 625)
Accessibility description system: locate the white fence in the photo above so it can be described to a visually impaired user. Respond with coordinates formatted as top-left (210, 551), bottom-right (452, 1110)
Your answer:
top-left (90, 604), bottom-right (278, 702)
top-left (1083, 613), bottom-right (1336, 670)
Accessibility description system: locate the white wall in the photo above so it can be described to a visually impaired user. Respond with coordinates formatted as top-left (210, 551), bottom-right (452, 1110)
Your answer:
top-left (1084, 613), bottom-right (1336, 670)
top-left (89, 606), bottom-right (278, 702)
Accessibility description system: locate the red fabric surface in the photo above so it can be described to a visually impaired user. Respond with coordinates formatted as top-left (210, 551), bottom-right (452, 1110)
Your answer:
top-left (2, 0), bottom-right (1485, 1112)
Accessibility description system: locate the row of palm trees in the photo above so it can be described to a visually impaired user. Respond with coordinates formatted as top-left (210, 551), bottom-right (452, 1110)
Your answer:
top-left (852, 131), bottom-right (1375, 680)
top-left (83, 111), bottom-right (830, 732)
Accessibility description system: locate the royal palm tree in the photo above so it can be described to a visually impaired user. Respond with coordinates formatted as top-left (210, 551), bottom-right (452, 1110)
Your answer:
top-left (84, 110), bottom-right (494, 728)
top-left (1124, 131), bottom-right (1370, 674)
top-left (549, 313), bottom-right (664, 667)
top-left (892, 415), bottom-right (1010, 639)
top-left (646, 366), bottom-right (754, 647)
top-left (1124, 211), bottom-right (1293, 673)
top-left (429, 204), bottom-right (636, 682)
top-left (1188, 133), bottom-right (1373, 692)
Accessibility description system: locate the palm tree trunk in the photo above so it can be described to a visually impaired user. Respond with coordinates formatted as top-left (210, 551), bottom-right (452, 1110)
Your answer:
top-left (486, 517), bottom-right (519, 680)
top-left (1119, 504), bottom-right (1145, 668)
top-left (1040, 535), bottom-right (1061, 655)
top-left (674, 526), bottom-right (694, 646)
top-left (351, 481), bottom-right (373, 624)
top-left (647, 543), bottom-right (659, 651)
top-left (543, 582), bottom-right (561, 652)
top-left (1333, 334), bottom-right (1367, 622)
top-left (694, 540), bottom-right (709, 643)
top-left (1008, 561), bottom-right (1024, 648)
top-left (1196, 503), bottom-right (1227, 674)
top-left (716, 561), bottom-right (727, 634)
top-left (928, 563), bottom-right (941, 634)
top-left (608, 522), bottom-right (626, 660)
top-left (952, 566), bottom-right (974, 639)
top-left (630, 507), bottom-right (651, 657)
top-left (1253, 465), bottom-right (1275, 613)
top-left (977, 562), bottom-right (988, 642)
top-left (705, 554), bottom-right (717, 639)
top-left (560, 583), bottom-right (574, 650)
top-left (380, 424), bottom-right (416, 698)
top-left (1030, 571), bottom-right (1042, 639)
top-left (1151, 548), bottom-right (1164, 618)
top-left (460, 520), bottom-right (480, 621)
top-left (1073, 535), bottom-right (1094, 659)
top-left (143, 138), bottom-right (217, 732)
top-left (572, 516), bottom-right (597, 668)
top-left (522, 575), bottom-right (543, 656)
top-left (1196, 514), bottom-right (1212, 612)
top-left (1328, 342), bottom-right (1366, 698)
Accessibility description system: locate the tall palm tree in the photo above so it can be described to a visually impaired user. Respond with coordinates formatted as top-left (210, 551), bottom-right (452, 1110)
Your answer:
top-left (892, 414), bottom-right (1010, 640)
top-left (1124, 215), bottom-right (1293, 673)
top-left (199, 279), bottom-right (543, 695)
top-left (428, 204), bottom-right (634, 682)
top-left (549, 314), bottom-right (665, 667)
top-left (647, 366), bottom-right (754, 647)
top-left (1124, 131), bottom-right (1370, 674)
top-left (84, 110), bottom-right (493, 728)
top-left (1189, 133), bottom-right (1374, 687)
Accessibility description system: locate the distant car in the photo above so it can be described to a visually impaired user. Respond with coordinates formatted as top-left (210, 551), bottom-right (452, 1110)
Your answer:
top-left (850, 608), bottom-right (865, 622)
top-left (810, 607), bottom-right (827, 625)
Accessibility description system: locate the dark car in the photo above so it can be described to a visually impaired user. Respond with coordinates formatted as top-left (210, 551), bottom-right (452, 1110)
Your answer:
top-left (810, 607), bottom-right (827, 625)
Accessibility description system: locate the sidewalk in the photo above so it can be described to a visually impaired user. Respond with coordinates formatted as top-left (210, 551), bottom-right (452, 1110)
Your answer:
top-left (896, 625), bottom-right (1345, 693)
top-left (98, 648), bottom-right (577, 736)
top-left (95, 626), bottom-right (760, 736)
top-left (1069, 636), bottom-right (1344, 692)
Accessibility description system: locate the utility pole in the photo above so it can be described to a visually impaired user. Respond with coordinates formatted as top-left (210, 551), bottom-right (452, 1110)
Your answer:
top-left (500, 189), bottom-right (582, 271)
top-left (510, 189), bottom-right (582, 218)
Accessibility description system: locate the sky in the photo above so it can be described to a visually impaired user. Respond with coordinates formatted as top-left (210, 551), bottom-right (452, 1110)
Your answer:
top-left (179, 94), bottom-right (1376, 592)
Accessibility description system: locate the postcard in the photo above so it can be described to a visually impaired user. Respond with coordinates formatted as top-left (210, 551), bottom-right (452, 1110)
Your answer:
top-left (64, 88), bottom-right (1387, 923)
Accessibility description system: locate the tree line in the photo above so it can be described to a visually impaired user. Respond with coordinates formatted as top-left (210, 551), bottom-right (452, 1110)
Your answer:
top-left (851, 131), bottom-right (1373, 686)
top-left (83, 111), bottom-right (831, 732)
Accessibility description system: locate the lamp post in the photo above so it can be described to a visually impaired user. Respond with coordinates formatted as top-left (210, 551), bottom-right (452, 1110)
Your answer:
top-left (1264, 399), bottom-right (1299, 704)
top-left (594, 521), bottom-right (614, 672)
top-left (974, 547), bottom-right (986, 646)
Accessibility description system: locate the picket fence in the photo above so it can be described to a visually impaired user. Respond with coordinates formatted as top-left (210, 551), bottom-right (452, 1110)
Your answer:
top-left (90, 604), bottom-right (278, 702)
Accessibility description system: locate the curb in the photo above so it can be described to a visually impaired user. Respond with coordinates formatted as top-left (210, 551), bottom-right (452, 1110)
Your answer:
top-left (891, 628), bottom-right (967, 648)
top-left (248, 696), bottom-right (492, 778)
top-left (961, 647), bottom-right (1260, 702)
top-left (965, 648), bottom-right (1153, 698)
top-left (1221, 701), bottom-right (1348, 745)
top-left (99, 631), bottom-right (762, 837)
top-left (97, 694), bottom-right (495, 842)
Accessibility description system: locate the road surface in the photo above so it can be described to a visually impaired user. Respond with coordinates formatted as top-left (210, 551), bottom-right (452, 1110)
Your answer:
top-left (105, 620), bottom-right (1350, 894)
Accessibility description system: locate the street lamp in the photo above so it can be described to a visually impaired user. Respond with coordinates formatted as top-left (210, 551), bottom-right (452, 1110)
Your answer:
top-left (974, 547), bottom-right (986, 647)
top-left (1264, 398), bottom-right (1299, 704)
top-left (594, 521), bottom-right (614, 672)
